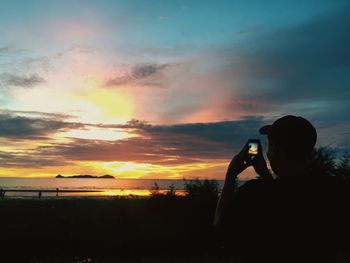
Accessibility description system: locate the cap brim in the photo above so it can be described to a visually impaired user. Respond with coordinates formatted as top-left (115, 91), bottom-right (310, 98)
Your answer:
top-left (259, 125), bottom-right (272, 134)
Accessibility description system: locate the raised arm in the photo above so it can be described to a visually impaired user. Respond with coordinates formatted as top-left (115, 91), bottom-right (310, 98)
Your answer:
top-left (213, 144), bottom-right (250, 228)
top-left (213, 141), bottom-right (272, 228)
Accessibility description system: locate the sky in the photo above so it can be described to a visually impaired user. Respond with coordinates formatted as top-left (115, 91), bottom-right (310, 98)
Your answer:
top-left (0, 0), bottom-right (350, 179)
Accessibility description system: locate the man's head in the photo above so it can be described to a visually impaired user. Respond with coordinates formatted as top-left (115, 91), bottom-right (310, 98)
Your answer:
top-left (259, 115), bottom-right (317, 176)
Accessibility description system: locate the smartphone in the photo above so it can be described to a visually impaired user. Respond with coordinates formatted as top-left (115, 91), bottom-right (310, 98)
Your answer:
top-left (248, 139), bottom-right (259, 159)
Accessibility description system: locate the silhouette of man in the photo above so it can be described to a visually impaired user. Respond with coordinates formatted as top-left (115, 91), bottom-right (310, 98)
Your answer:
top-left (214, 115), bottom-right (348, 262)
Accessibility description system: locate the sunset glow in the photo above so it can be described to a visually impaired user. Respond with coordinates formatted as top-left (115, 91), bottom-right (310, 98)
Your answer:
top-left (1, 0), bottom-right (349, 179)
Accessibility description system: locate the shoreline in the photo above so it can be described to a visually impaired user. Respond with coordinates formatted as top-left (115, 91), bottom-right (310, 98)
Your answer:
top-left (3, 189), bottom-right (102, 193)
top-left (0, 195), bottom-right (149, 200)
top-left (0, 189), bottom-right (187, 199)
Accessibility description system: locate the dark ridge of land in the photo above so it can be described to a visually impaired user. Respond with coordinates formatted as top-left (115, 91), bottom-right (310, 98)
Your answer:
top-left (56, 174), bottom-right (115, 179)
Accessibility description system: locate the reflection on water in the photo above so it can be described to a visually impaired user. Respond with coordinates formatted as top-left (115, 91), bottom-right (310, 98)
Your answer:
top-left (0, 178), bottom-right (221, 198)
top-left (85, 189), bottom-right (186, 197)
top-left (0, 178), bottom-right (188, 190)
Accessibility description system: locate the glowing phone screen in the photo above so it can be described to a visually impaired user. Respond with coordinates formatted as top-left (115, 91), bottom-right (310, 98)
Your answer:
top-left (248, 142), bottom-right (258, 155)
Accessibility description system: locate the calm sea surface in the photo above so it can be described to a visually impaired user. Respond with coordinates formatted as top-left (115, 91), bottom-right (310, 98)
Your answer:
top-left (0, 178), bottom-right (226, 198)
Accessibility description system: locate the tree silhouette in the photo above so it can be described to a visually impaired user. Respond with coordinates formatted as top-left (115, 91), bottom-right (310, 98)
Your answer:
top-left (336, 150), bottom-right (350, 179)
top-left (183, 178), bottom-right (219, 201)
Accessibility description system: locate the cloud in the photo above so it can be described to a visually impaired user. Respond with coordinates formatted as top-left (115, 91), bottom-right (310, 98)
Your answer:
top-left (125, 116), bottom-right (265, 147)
top-left (223, 6), bottom-right (350, 116)
top-left (105, 63), bottom-right (169, 87)
top-left (155, 5), bottom-right (350, 129)
top-left (0, 114), bottom-right (267, 168)
top-left (31, 116), bottom-right (266, 166)
top-left (0, 73), bottom-right (45, 88)
top-left (0, 109), bottom-right (76, 120)
top-left (0, 46), bottom-right (24, 55)
top-left (0, 150), bottom-right (71, 168)
top-left (0, 47), bottom-right (12, 53)
top-left (0, 112), bottom-right (84, 140)
top-left (55, 44), bottom-right (96, 57)
top-left (22, 57), bottom-right (52, 72)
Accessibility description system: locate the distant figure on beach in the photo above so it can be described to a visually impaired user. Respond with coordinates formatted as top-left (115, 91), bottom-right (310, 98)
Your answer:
top-left (56, 188), bottom-right (59, 197)
top-left (38, 191), bottom-right (42, 199)
top-left (214, 115), bottom-right (348, 262)
top-left (0, 188), bottom-right (4, 198)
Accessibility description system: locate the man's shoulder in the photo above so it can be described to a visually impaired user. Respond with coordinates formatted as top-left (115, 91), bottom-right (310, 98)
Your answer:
top-left (238, 178), bottom-right (274, 192)
top-left (235, 179), bottom-right (275, 203)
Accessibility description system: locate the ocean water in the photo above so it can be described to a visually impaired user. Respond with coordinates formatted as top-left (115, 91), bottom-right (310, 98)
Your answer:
top-left (0, 178), bottom-right (226, 198)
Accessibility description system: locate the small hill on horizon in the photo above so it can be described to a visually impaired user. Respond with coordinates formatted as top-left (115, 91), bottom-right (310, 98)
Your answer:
top-left (56, 174), bottom-right (115, 179)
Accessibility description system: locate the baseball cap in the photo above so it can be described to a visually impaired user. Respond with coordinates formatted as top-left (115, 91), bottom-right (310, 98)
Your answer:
top-left (259, 115), bottom-right (317, 155)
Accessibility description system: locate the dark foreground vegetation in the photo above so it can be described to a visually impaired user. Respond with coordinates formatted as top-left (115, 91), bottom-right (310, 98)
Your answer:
top-left (1, 148), bottom-right (350, 262)
top-left (0, 180), bottom-right (226, 262)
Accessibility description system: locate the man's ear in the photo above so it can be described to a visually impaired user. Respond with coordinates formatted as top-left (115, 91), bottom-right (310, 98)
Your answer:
top-left (267, 140), bottom-right (276, 156)
top-left (274, 145), bottom-right (291, 161)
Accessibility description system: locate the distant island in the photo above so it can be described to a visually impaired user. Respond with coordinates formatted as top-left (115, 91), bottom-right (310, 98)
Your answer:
top-left (56, 174), bottom-right (115, 179)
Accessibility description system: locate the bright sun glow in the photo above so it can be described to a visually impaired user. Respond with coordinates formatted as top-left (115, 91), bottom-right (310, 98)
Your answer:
top-left (102, 162), bottom-right (152, 177)
top-left (83, 88), bottom-right (133, 124)
top-left (57, 127), bottom-right (135, 141)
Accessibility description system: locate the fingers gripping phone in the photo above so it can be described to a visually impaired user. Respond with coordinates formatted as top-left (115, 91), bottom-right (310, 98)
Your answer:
top-left (248, 139), bottom-right (259, 160)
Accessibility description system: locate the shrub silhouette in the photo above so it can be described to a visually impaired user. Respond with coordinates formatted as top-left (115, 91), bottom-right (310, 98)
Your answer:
top-left (336, 150), bottom-right (350, 179)
top-left (309, 146), bottom-right (337, 177)
top-left (150, 182), bottom-right (161, 197)
top-left (150, 182), bottom-right (177, 198)
top-left (183, 178), bottom-right (219, 202)
top-left (165, 183), bottom-right (177, 197)
top-left (308, 146), bottom-right (350, 179)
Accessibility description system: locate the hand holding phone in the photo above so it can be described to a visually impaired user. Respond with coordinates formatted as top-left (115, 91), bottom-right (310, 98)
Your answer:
top-left (227, 139), bottom-right (270, 181)
top-left (248, 139), bottom-right (259, 160)
top-left (247, 139), bottom-right (273, 180)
